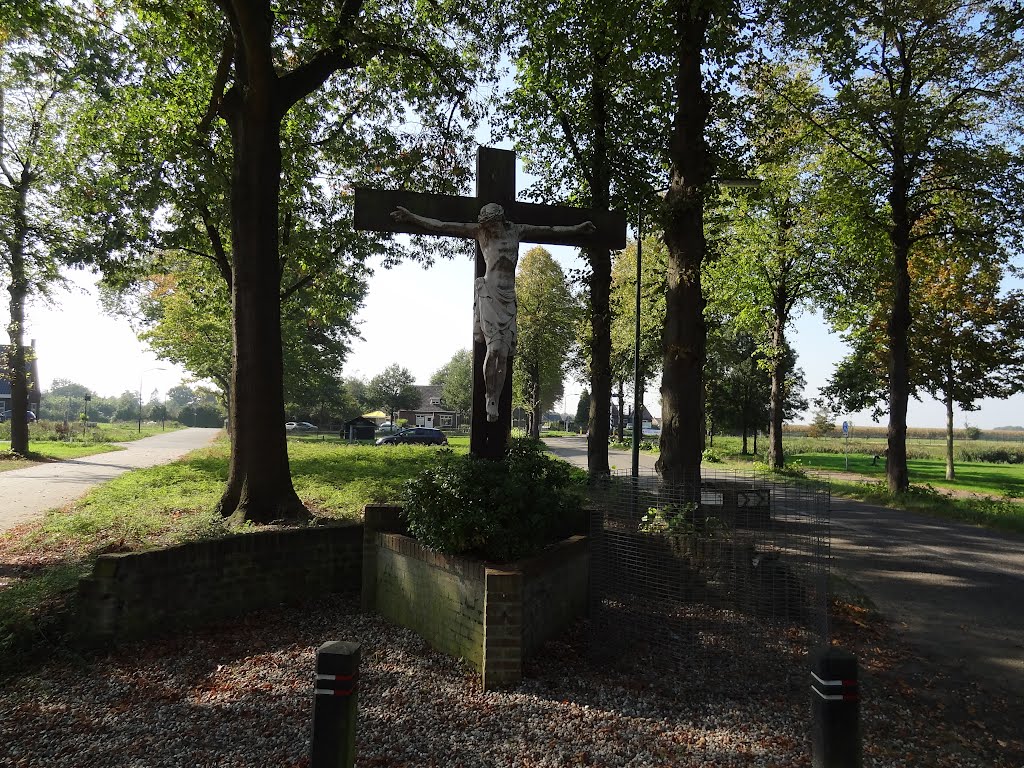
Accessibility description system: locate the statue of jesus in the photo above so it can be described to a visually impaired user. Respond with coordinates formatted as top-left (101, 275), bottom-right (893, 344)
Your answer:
top-left (391, 203), bottom-right (596, 422)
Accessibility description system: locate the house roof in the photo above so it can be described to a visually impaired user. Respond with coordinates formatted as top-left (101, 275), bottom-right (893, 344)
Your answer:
top-left (610, 403), bottom-right (654, 421)
top-left (411, 384), bottom-right (453, 412)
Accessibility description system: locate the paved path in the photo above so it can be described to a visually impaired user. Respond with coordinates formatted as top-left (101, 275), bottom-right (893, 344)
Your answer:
top-left (544, 437), bottom-right (1024, 697)
top-left (0, 428), bottom-right (220, 533)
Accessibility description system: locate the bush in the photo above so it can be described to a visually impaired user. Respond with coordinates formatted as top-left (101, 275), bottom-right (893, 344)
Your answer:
top-left (401, 438), bottom-right (586, 561)
top-left (702, 447), bottom-right (723, 463)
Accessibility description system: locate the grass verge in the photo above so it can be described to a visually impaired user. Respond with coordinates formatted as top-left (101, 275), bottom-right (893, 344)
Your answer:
top-left (0, 439), bottom-right (460, 676)
top-left (817, 476), bottom-right (1024, 534)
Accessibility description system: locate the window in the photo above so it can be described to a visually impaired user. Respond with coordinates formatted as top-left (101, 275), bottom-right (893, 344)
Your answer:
top-left (440, 415), bottom-right (453, 427)
top-left (429, 397), bottom-right (441, 406)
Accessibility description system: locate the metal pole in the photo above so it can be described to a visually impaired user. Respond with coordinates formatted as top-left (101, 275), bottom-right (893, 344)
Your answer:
top-left (631, 205), bottom-right (643, 478)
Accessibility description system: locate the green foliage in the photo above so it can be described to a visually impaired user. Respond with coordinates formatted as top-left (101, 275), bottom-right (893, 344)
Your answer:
top-left (702, 447), bottom-right (723, 463)
top-left (574, 389), bottom-right (592, 427)
top-left (513, 247), bottom-right (576, 435)
top-left (401, 438), bottom-right (585, 561)
top-left (367, 364), bottom-right (419, 423)
top-left (431, 349), bottom-right (473, 417)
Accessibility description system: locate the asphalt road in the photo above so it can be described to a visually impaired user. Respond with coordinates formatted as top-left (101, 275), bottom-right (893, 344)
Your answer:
top-left (0, 427), bottom-right (220, 533)
top-left (544, 436), bottom-right (1024, 698)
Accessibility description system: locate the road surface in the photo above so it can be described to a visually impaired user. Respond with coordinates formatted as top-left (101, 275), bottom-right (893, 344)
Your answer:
top-left (544, 436), bottom-right (1024, 697)
top-left (0, 428), bottom-right (220, 533)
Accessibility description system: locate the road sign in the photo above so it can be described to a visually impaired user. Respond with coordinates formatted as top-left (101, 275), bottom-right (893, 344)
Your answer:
top-left (842, 421), bottom-right (849, 435)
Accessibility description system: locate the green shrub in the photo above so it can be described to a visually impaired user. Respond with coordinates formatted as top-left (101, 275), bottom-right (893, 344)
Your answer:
top-left (702, 447), bottom-right (722, 463)
top-left (401, 438), bottom-right (586, 561)
top-left (956, 445), bottom-right (1024, 464)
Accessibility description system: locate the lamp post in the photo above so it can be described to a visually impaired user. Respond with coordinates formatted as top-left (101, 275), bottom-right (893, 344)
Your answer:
top-left (632, 189), bottom-right (668, 478)
top-left (138, 367), bottom-right (165, 433)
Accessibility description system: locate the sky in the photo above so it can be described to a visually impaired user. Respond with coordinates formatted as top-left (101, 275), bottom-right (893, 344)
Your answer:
top-left (7, 238), bottom-right (1024, 429)
top-left (6, 163), bottom-right (1024, 430)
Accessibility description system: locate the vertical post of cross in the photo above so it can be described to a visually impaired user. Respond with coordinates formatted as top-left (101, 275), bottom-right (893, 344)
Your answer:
top-left (310, 641), bottom-right (361, 768)
top-left (470, 147), bottom-right (516, 459)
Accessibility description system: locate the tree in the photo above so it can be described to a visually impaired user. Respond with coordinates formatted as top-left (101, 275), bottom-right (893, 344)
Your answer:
top-left (367, 364), bottom-right (419, 427)
top-left (575, 388), bottom-right (592, 426)
top-left (111, 0), bottom-right (498, 524)
top-left (704, 71), bottom-right (826, 468)
top-left (912, 239), bottom-right (1024, 479)
top-left (821, 217), bottom-right (1024, 480)
top-left (513, 247), bottom-right (576, 438)
top-left (431, 349), bottom-right (473, 418)
top-left (342, 376), bottom-right (372, 416)
top-left (787, 0), bottom-right (1024, 491)
top-left (0, 7), bottom-right (122, 453)
top-left (656, 0), bottom-right (745, 486)
top-left (501, 0), bottom-right (669, 474)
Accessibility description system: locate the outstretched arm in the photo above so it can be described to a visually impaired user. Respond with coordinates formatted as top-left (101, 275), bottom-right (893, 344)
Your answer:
top-left (518, 220), bottom-right (598, 240)
top-left (391, 206), bottom-right (478, 238)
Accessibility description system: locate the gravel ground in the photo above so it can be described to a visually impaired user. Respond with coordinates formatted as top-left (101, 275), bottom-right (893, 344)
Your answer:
top-left (1, 593), bottom-right (1019, 767)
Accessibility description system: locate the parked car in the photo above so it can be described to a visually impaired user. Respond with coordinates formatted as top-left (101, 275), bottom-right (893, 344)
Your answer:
top-left (0, 410), bottom-right (36, 423)
top-left (376, 427), bottom-right (448, 446)
top-left (375, 421), bottom-right (399, 434)
top-left (285, 421), bottom-right (318, 432)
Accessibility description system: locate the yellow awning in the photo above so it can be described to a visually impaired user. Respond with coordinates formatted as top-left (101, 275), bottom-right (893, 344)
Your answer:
top-left (362, 410), bottom-right (388, 419)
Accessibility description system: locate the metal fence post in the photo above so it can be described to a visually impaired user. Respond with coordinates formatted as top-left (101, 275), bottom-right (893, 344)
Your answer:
top-left (310, 641), bottom-right (361, 768)
top-left (811, 646), bottom-right (861, 768)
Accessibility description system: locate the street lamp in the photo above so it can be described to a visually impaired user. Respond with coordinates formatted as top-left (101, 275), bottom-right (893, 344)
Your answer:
top-left (139, 366), bottom-right (165, 433)
top-left (632, 188), bottom-right (668, 478)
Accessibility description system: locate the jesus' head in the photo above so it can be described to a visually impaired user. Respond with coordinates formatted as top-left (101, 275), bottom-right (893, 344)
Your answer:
top-left (477, 203), bottom-right (505, 226)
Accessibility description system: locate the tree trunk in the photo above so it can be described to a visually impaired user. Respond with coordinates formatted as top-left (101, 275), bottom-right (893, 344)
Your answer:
top-left (6, 181), bottom-right (31, 455)
top-left (586, 245), bottom-right (613, 475)
top-left (657, 2), bottom-right (710, 488)
top-left (741, 426), bottom-right (748, 455)
top-left (886, 173), bottom-right (912, 493)
top-left (945, 389), bottom-right (955, 481)
top-left (217, 84), bottom-right (306, 525)
top-left (767, 306), bottom-right (786, 469)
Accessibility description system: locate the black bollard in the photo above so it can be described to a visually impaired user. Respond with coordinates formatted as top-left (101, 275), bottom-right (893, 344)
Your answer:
top-left (310, 641), bottom-right (361, 768)
top-left (811, 646), bottom-right (861, 768)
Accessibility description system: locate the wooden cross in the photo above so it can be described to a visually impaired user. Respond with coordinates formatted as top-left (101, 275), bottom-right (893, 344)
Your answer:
top-left (354, 146), bottom-right (626, 459)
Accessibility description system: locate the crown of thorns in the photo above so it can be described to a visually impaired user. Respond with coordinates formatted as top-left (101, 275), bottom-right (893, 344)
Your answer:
top-left (477, 204), bottom-right (505, 223)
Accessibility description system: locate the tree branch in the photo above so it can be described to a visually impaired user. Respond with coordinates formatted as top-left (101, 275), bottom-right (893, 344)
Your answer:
top-left (198, 33), bottom-right (235, 135)
top-left (198, 204), bottom-right (233, 288)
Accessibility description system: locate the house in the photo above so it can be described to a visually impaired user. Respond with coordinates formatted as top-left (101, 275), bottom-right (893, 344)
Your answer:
top-left (0, 342), bottom-right (41, 416)
top-left (397, 385), bottom-right (460, 431)
top-left (609, 403), bottom-right (654, 431)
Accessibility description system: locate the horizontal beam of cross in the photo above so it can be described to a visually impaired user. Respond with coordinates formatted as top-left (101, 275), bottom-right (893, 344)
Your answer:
top-left (354, 187), bottom-right (627, 250)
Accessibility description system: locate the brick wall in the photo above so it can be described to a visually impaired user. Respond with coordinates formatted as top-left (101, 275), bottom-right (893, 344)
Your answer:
top-left (365, 509), bottom-right (589, 690)
top-left (520, 536), bottom-right (589, 657)
top-left (375, 533), bottom-right (486, 668)
top-left (78, 523), bottom-right (363, 642)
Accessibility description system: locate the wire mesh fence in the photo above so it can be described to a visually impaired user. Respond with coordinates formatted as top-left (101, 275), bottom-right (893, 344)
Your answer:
top-left (587, 468), bottom-right (830, 696)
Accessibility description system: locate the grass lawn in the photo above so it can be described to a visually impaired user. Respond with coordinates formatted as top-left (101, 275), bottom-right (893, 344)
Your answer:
top-left (788, 451), bottom-right (1024, 497)
top-left (0, 442), bottom-right (126, 472)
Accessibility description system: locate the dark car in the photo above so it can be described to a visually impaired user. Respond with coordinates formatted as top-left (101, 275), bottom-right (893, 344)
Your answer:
top-left (0, 410), bottom-right (36, 423)
top-left (376, 427), bottom-right (448, 446)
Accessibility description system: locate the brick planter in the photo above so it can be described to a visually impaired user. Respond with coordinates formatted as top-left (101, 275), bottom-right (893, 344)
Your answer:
top-left (363, 505), bottom-right (589, 690)
top-left (78, 523), bottom-right (363, 642)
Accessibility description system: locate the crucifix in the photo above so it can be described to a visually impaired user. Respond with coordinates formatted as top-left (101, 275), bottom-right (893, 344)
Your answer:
top-left (354, 146), bottom-right (626, 459)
